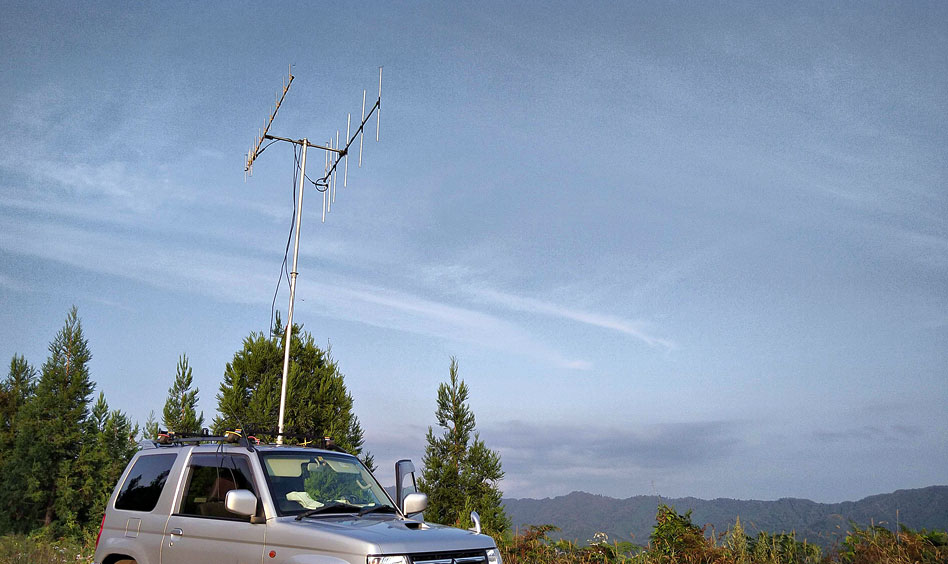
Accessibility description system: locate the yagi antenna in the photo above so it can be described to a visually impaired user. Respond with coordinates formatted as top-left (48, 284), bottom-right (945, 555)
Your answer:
top-left (245, 66), bottom-right (294, 178)
top-left (242, 66), bottom-right (383, 445)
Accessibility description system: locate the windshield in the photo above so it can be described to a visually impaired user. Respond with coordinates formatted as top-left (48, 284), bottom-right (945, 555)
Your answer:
top-left (259, 451), bottom-right (396, 517)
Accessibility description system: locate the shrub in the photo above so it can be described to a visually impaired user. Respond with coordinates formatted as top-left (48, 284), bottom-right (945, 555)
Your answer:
top-left (648, 504), bottom-right (724, 563)
top-left (838, 523), bottom-right (948, 564)
top-left (0, 534), bottom-right (91, 564)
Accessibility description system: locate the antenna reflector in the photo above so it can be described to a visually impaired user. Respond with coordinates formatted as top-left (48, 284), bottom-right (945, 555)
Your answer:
top-left (377, 67), bottom-right (382, 142)
top-left (344, 113), bottom-right (351, 187)
top-left (325, 144), bottom-right (332, 214)
top-left (359, 89), bottom-right (366, 167)
top-left (333, 130), bottom-right (339, 203)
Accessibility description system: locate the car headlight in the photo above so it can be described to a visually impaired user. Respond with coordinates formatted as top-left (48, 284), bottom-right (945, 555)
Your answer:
top-left (367, 557), bottom-right (409, 564)
top-left (486, 548), bottom-right (502, 564)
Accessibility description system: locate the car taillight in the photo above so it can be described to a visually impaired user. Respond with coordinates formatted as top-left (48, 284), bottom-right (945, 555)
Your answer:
top-left (95, 514), bottom-right (105, 549)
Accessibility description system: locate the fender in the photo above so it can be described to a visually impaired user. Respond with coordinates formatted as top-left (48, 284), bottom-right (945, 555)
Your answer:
top-left (97, 536), bottom-right (153, 564)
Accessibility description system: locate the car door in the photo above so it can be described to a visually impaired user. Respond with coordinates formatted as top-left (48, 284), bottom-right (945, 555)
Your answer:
top-left (161, 452), bottom-right (265, 564)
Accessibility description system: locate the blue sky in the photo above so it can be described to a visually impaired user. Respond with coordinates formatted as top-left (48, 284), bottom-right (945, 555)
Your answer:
top-left (1, 2), bottom-right (945, 502)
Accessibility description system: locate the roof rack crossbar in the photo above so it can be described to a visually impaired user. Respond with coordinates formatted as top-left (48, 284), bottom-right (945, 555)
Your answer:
top-left (241, 428), bottom-right (347, 453)
top-left (156, 429), bottom-right (252, 448)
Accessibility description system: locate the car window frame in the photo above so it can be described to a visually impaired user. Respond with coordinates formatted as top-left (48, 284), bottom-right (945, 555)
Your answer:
top-left (173, 452), bottom-right (259, 522)
top-left (257, 449), bottom-right (395, 517)
top-left (113, 452), bottom-right (178, 513)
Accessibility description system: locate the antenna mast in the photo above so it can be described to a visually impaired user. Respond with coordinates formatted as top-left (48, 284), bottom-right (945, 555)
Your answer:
top-left (245, 66), bottom-right (383, 444)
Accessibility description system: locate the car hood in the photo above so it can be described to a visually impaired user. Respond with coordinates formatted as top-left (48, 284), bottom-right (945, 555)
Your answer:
top-left (266, 515), bottom-right (497, 556)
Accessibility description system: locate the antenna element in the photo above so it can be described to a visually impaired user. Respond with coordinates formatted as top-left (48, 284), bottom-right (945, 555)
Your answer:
top-left (242, 67), bottom-right (384, 444)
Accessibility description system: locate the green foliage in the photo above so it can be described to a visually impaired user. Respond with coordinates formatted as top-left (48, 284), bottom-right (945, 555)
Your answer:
top-left (143, 410), bottom-right (159, 441)
top-left (419, 357), bottom-right (510, 537)
top-left (500, 526), bottom-right (641, 564)
top-left (502, 525), bottom-right (565, 562)
top-left (0, 356), bottom-right (37, 532)
top-left (0, 355), bottom-right (36, 446)
top-left (648, 504), bottom-right (721, 562)
top-left (498, 509), bottom-right (948, 564)
top-left (747, 531), bottom-right (821, 564)
top-left (213, 315), bottom-right (371, 468)
top-left (0, 533), bottom-right (91, 564)
top-left (0, 308), bottom-right (136, 544)
top-left (3, 307), bottom-right (95, 535)
top-left (917, 527), bottom-right (948, 547)
top-left (498, 513), bottom-right (948, 564)
top-left (161, 354), bottom-right (204, 434)
top-left (839, 523), bottom-right (948, 564)
top-left (73, 393), bottom-right (138, 545)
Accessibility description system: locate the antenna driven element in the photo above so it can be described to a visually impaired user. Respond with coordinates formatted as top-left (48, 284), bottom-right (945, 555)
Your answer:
top-left (314, 66), bottom-right (382, 219)
top-left (242, 66), bottom-right (383, 444)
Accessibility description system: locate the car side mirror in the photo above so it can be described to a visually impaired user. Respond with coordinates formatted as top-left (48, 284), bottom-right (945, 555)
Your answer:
top-left (225, 489), bottom-right (258, 518)
top-left (394, 459), bottom-right (417, 510)
top-left (402, 492), bottom-right (428, 516)
top-left (469, 510), bottom-right (481, 534)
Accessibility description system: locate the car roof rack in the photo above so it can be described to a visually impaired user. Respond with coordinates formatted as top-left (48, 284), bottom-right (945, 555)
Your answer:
top-left (148, 428), bottom-right (348, 454)
top-left (242, 428), bottom-right (348, 453)
top-left (154, 428), bottom-right (254, 449)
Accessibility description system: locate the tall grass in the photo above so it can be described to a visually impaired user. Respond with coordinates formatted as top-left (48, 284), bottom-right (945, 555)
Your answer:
top-left (0, 534), bottom-right (91, 564)
top-left (498, 505), bottom-right (948, 564)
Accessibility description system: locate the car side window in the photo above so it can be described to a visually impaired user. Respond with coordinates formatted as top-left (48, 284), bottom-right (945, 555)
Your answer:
top-left (179, 453), bottom-right (257, 520)
top-left (115, 453), bottom-right (177, 512)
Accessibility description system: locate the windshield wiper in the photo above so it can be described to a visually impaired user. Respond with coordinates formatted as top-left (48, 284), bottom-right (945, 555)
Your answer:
top-left (358, 504), bottom-right (398, 517)
top-left (295, 502), bottom-right (362, 520)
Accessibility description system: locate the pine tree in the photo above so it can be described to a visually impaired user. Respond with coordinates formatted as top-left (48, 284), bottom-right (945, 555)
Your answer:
top-left (0, 355), bottom-right (37, 532)
top-left (419, 357), bottom-right (509, 536)
top-left (6, 307), bottom-right (95, 535)
top-left (162, 354), bottom-right (204, 434)
top-left (75, 393), bottom-right (137, 543)
top-left (0, 355), bottom-right (36, 455)
top-left (214, 316), bottom-right (372, 469)
top-left (143, 410), bottom-right (159, 441)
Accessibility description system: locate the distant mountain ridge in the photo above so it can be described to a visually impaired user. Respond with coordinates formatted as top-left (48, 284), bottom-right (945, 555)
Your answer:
top-left (503, 486), bottom-right (948, 548)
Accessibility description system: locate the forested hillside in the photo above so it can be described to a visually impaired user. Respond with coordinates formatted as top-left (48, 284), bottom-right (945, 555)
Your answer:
top-left (504, 486), bottom-right (948, 548)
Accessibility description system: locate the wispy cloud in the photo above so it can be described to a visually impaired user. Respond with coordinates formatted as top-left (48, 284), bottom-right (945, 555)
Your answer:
top-left (0, 215), bottom-right (593, 370)
top-left (468, 286), bottom-right (676, 350)
top-left (297, 280), bottom-right (594, 370)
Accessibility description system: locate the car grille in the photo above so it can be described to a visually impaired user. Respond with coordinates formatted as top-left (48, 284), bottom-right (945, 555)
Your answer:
top-left (409, 550), bottom-right (488, 564)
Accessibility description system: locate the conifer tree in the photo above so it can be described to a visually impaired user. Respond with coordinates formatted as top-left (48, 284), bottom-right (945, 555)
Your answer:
top-left (75, 393), bottom-right (137, 543)
top-left (143, 410), bottom-right (159, 441)
top-left (419, 357), bottom-right (509, 536)
top-left (0, 355), bottom-right (36, 455)
top-left (162, 354), bottom-right (204, 434)
top-left (214, 316), bottom-right (372, 469)
top-left (6, 307), bottom-right (94, 534)
top-left (0, 355), bottom-right (37, 532)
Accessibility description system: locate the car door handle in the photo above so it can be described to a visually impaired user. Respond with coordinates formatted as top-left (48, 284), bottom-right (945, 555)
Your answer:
top-left (170, 528), bottom-right (184, 536)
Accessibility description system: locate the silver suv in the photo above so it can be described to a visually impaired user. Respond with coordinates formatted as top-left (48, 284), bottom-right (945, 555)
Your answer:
top-left (93, 434), bottom-right (501, 564)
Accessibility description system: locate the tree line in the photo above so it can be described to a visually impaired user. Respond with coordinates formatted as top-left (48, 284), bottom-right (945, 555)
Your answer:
top-left (0, 308), bottom-right (509, 546)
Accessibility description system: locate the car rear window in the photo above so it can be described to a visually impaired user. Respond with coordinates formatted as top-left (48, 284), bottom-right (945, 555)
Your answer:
top-left (115, 453), bottom-right (177, 512)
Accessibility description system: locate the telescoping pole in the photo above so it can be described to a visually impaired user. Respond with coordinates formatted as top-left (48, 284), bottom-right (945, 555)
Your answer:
top-left (277, 139), bottom-right (308, 445)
